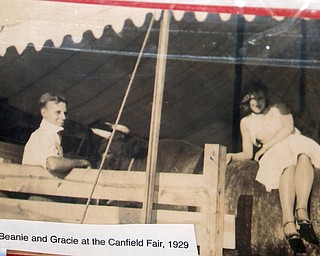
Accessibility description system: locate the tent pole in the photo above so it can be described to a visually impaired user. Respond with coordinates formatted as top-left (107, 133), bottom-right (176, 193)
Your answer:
top-left (232, 15), bottom-right (245, 152)
top-left (299, 19), bottom-right (307, 113)
top-left (142, 10), bottom-right (171, 224)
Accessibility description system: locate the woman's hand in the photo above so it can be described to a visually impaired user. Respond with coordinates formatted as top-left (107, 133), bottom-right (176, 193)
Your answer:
top-left (226, 154), bottom-right (232, 165)
top-left (254, 146), bottom-right (267, 162)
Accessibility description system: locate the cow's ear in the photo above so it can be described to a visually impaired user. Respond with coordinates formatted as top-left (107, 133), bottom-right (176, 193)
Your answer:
top-left (91, 128), bottom-right (112, 139)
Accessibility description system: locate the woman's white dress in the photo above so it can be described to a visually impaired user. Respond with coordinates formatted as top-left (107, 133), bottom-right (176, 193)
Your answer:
top-left (242, 104), bottom-right (320, 191)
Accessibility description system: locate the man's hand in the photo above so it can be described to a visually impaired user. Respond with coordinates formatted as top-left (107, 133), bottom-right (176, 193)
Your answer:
top-left (80, 159), bottom-right (91, 169)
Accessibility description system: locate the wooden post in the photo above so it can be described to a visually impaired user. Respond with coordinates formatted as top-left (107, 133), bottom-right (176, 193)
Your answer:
top-left (142, 10), bottom-right (171, 224)
top-left (202, 144), bottom-right (226, 256)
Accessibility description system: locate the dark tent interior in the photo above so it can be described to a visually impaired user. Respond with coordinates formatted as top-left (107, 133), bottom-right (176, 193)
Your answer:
top-left (1, 11), bottom-right (320, 163)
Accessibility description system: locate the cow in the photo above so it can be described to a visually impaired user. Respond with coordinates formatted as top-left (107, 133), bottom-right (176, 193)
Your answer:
top-left (89, 123), bottom-right (148, 171)
top-left (87, 122), bottom-right (204, 208)
top-left (88, 122), bottom-right (204, 174)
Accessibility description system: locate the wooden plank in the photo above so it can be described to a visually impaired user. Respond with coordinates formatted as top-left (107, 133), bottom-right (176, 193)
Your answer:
top-left (0, 163), bottom-right (204, 187)
top-left (155, 172), bottom-right (205, 207)
top-left (0, 164), bottom-right (205, 206)
top-left (151, 209), bottom-right (200, 224)
top-left (0, 198), bottom-right (142, 224)
top-left (0, 197), bottom-right (200, 227)
top-left (223, 214), bottom-right (236, 249)
top-left (0, 192), bottom-right (203, 223)
top-left (201, 144), bottom-right (226, 256)
top-left (0, 198), bottom-right (84, 223)
top-left (85, 208), bottom-right (202, 227)
top-left (215, 145), bottom-right (227, 254)
top-left (153, 185), bottom-right (204, 207)
top-left (142, 10), bottom-right (171, 224)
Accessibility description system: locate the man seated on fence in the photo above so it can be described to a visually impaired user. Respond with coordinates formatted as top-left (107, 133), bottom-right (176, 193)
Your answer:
top-left (22, 92), bottom-right (91, 174)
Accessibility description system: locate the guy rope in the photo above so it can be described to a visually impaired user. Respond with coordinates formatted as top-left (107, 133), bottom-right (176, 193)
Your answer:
top-left (80, 11), bottom-right (158, 224)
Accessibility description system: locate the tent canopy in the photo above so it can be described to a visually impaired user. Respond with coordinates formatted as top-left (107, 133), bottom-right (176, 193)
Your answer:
top-left (1, 1), bottom-right (320, 155)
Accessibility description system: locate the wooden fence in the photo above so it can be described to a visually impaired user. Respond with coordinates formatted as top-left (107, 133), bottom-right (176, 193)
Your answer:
top-left (0, 144), bottom-right (234, 256)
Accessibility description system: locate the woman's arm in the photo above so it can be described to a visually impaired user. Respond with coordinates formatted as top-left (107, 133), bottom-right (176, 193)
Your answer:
top-left (254, 103), bottom-right (294, 161)
top-left (227, 118), bottom-right (254, 163)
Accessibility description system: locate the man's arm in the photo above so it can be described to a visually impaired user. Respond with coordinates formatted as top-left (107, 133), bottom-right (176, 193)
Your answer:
top-left (46, 156), bottom-right (91, 173)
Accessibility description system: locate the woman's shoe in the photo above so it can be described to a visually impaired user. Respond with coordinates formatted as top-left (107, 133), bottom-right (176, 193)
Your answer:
top-left (296, 208), bottom-right (319, 245)
top-left (284, 221), bottom-right (306, 253)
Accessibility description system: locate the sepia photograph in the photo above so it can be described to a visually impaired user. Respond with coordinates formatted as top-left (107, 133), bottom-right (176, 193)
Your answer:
top-left (0, 0), bottom-right (320, 255)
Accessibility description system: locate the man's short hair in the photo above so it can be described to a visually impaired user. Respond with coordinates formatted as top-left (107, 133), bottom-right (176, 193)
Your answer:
top-left (38, 92), bottom-right (67, 110)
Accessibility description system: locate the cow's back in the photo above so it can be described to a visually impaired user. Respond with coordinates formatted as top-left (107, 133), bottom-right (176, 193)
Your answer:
top-left (130, 139), bottom-right (203, 174)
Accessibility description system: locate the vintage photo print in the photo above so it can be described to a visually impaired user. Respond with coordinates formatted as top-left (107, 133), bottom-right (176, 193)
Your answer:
top-left (0, 1), bottom-right (320, 255)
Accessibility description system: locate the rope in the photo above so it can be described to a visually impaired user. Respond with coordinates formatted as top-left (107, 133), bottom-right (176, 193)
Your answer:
top-left (80, 12), bottom-right (157, 224)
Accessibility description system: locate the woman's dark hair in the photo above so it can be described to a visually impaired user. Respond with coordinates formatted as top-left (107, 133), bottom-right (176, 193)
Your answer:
top-left (240, 83), bottom-right (269, 112)
top-left (38, 92), bottom-right (67, 110)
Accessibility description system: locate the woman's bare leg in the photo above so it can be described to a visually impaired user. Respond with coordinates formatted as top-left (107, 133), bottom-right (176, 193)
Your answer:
top-left (295, 154), bottom-right (314, 219)
top-left (293, 154), bottom-right (319, 244)
top-left (279, 165), bottom-right (297, 235)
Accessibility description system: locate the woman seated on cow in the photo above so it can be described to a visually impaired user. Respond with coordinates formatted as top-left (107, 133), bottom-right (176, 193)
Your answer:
top-left (227, 83), bottom-right (320, 253)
